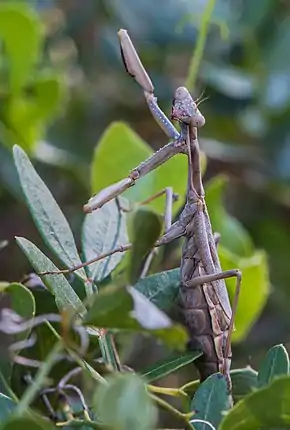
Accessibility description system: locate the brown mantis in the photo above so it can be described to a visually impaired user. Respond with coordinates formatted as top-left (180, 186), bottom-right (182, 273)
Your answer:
top-left (42, 29), bottom-right (242, 398)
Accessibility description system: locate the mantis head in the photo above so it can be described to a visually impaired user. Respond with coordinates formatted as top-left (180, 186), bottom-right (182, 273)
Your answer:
top-left (171, 86), bottom-right (205, 128)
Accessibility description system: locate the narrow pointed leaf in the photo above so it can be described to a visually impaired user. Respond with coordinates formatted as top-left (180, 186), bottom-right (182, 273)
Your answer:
top-left (83, 284), bottom-right (188, 350)
top-left (93, 373), bottom-right (157, 430)
top-left (0, 241), bottom-right (8, 252)
top-left (141, 352), bottom-right (202, 383)
top-left (257, 344), bottom-right (289, 388)
top-left (220, 376), bottom-right (290, 430)
top-left (134, 268), bottom-right (180, 311)
top-left (190, 373), bottom-right (231, 430)
top-left (13, 145), bottom-right (86, 281)
top-left (82, 199), bottom-right (128, 282)
top-left (16, 237), bottom-right (86, 316)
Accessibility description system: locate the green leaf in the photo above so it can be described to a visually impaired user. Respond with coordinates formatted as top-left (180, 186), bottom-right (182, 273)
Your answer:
top-left (83, 284), bottom-right (188, 350)
top-left (4, 73), bottom-right (64, 150)
top-left (16, 237), bottom-right (86, 316)
top-left (220, 376), bottom-right (290, 430)
top-left (206, 175), bottom-right (254, 257)
top-left (152, 151), bottom-right (189, 214)
top-left (92, 122), bottom-right (152, 201)
top-left (231, 367), bottom-right (258, 403)
top-left (257, 344), bottom-right (289, 388)
top-left (190, 373), bottom-right (231, 430)
top-left (0, 241), bottom-right (8, 252)
top-left (31, 71), bottom-right (64, 120)
top-left (141, 352), bottom-right (202, 383)
top-left (0, 4), bottom-right (42, 93)
top-left (0, 393), bottom-right (17, 422)
top-left (82, 199), bottom-right (128, 283)
top-left (0, 283), bottom-right (35, 340)
top-left (5, 98), bottom-right (43, 151)
top-left (129, 208), bottom-right (162, 283)
top-left (91, 122), bottom-right (188, 214)
top-left (0, 413), bottom-right (54, 430)
top-left (201, 61), bottom-right (254, 99)
top-left (13, 145), bottom-right (86, 282)
top-left (134, 268), bottom-right (180, 311)
top-left (93, 373), bottom-right (157, 430)
top-left (219, 246), bottom-right (269, 342)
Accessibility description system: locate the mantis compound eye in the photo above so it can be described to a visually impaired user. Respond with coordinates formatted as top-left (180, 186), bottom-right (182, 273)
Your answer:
top-left (194, 113), bottom-right (206, 127)
top-left (174, 86), bottom-right (190, 101)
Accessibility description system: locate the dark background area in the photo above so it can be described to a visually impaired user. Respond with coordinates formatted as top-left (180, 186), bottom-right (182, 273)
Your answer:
top-left (1, 0), bottom-right (290, 379)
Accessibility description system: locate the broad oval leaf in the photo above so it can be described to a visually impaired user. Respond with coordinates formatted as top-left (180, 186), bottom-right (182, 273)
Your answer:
top-left (153, 151), bottom-right (188, 214)
top-left (257, 344), bottom-right (289, 388)
top-left (13, 145), bottom-right (86, 282)
top-left (231, 367), bottom-right (258, 403)
top-left (141, 351), bottom-right (202, 383)
top-left (220, 376), bottom-right (290, 430)
top-left (190, 373), bottom-right (231, 430)
top-left (92, 122), bottom-right (153, 204)
top-left (0, 416), bottom-right (54, 430)
top-left (206, 175), bottom-right (254, 257)
top-left (219, 246), bottom-right (269, 342)
top-left (182, 367), bottom-right (258, 401)
top-left (83, 284), bottom-right (188, 350)
top-left (91, 122), bottom-right (188, 214)
top-left (0, 282), bottom-right (35, 340)
top-left (129, 208), bottom-right (162, 283)
top-left (93, 373), bottom-right (157, 430)
top-left (0, 4), bottom-right (42, 94)
top-left (5, 73), bottom-right (64, 150)
top-left (82, 199), bottom-right (128, 283)
top-left (30, 71), bottom-right (64, 121)
top-left (134, 268), bottom-right (180, 311)
top-left (16, 237), bottom-right (86, 317)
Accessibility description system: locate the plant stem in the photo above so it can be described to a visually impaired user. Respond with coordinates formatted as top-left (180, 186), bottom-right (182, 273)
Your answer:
top-left (15, 341), bottom-right (63, 415)
top-left (148, 384), bottom-right (188, 399)
top-left (45, 321), bottom-right (107, 384)
top-left (56, 419), bottom-right (103, 429)
top-left (185, 0), bottom-right (216, 91)
top-left (180, 379), bottom-right (200, 393)
top-left (99, 331), bottom-right (122, 371)
top-left (150, 393), bottom-right (195, 430)
top-left (0, 368), bottom-right (19, 402)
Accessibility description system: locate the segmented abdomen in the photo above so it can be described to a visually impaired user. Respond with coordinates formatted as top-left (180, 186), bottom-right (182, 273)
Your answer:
top-left (179, 231), bottom-right (232, 390)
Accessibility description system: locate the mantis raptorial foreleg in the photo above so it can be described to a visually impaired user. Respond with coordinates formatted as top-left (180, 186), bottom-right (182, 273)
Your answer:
top-left (83, 32), bottom-right (204, 214)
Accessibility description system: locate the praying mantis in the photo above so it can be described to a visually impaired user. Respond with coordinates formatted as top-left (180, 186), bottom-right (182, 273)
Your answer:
top-left (42, 29), bottom-right (242, 399)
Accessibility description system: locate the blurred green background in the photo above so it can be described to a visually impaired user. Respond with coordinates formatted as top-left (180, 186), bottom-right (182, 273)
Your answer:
top-left (1, 0), bottom-right (290, 377)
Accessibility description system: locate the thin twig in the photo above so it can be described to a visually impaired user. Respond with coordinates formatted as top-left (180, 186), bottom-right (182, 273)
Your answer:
top-left (56, 419), bottom-right (103, 429)
top-left (39, 244), bottom-right (132, 275)
top-left (185, 0), bottom-right (216, 91)
top-left (15, 341), bottom-right (63, 415)
top-left (150, 394), bottom-right (195, 430)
